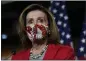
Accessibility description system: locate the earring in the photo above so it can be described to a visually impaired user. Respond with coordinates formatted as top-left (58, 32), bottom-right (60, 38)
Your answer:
top-left (48, 30), bottom-right (51, 35)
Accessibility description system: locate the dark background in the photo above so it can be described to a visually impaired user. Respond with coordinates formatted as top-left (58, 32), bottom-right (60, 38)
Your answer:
top-left (1, 1), bottom-right (86, 57)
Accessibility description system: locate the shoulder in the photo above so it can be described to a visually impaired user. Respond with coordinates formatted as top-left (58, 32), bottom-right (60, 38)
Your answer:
top-left (49, 44), bottom-right (74, 51)
top-left (12, 49), bottom-right (30, 60)
top-left (49, 44), bottom-right (75, 60)
top-left (56, 44), bottom-right (74, 52)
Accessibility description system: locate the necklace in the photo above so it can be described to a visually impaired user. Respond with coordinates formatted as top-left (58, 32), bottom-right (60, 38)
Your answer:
top-left (30, 45), bottom-right (48, 59)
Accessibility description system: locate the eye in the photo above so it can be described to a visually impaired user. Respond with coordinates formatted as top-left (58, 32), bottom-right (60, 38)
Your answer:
top-left (27, 19), bottom-right (33, 24)
top-left (38, 18), bottom-right (44, 23)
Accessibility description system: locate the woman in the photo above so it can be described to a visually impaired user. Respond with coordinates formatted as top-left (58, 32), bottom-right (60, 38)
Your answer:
top-left (12, 4), bottom-right (75, 60)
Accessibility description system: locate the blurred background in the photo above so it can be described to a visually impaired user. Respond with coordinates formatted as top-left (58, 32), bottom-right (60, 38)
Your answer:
top-left (1, 1), bottom-right (86, 60)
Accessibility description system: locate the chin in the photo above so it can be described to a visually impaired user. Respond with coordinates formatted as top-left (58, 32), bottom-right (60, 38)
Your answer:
top-left (33, 37), bottom-right (47, 45)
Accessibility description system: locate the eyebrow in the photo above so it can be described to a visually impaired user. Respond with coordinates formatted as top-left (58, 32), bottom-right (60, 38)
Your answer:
top-left (37, 17), bottom-right (45, 19)
top-left (26, 18), bottom-right (33, 21)
top-left (26, 17), bottom-right (45, 20)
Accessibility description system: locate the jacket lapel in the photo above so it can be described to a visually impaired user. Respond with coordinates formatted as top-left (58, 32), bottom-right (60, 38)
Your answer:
top-left (43, 44), bottom-right (60, 60)
top-left (23, 49), bottom-right (30, 60)
top-left (27, 44), bottom-right (60, 60)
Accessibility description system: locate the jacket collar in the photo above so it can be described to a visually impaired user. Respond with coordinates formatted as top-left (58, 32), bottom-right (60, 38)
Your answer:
top-left (43, 44), bottom-right (60, 60)
top-left (27, 44), bottom-right (60, 60)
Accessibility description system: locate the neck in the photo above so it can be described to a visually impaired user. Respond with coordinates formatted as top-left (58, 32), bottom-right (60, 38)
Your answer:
top-left (32, 41), bottom-right (47, 50)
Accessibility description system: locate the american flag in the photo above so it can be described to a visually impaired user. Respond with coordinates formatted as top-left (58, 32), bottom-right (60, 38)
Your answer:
top-left (49, 1), bottom-right (73, 47)
top-left (76, 13), bottom-right (86, 60)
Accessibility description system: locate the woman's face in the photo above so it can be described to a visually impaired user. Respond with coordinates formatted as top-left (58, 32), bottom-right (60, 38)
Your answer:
top-left (26, 10), bottom-right (48, 27)
top-left (26, 10), bottom-right (48, 43)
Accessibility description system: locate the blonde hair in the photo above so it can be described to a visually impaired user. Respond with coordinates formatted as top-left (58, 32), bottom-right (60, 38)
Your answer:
top-left (17, 4), bottom-right (60, 49)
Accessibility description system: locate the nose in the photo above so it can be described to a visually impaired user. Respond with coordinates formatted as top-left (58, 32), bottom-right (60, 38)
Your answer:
top-left (33, 19), bottom-right (37, 25)
top-left (34, 22), bottom-right (36, 25)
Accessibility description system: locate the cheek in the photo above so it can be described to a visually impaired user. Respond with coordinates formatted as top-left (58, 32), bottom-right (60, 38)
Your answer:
top-left (44, 20), bottom-right (48, 26)
top-left (26, 32), bottom-right (33, 41)
top-left (39, 22), bottom-right (48, 27)
top-left (26, 24), bottom-right (35, 29)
